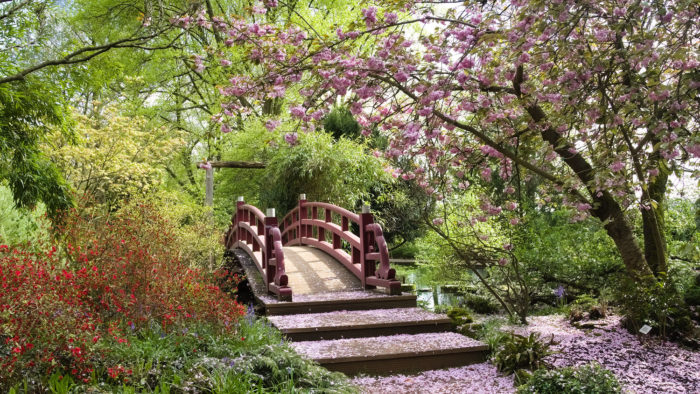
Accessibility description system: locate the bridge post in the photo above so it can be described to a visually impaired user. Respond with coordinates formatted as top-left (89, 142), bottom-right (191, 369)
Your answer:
top-left (236, 197), bottom-right (245, 244)
top-left (298, 194), bottom-right (307, 245)
top-left (264, 208), bottom-right (278, 293)
top-left (359, 204), bottom-right (376, 290)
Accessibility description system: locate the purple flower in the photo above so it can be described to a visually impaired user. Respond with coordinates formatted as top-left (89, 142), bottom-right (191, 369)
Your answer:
top-left (553, 285), bottom-right (566, 298)
top-left (289, 105), bottom-right (306, 118)
top-left (265, 119), bottom-right (281, 131)
top-left (576, 202), bottom-right (592, 211)
top-left (362, 7), bottom-right (377, 27)
top-left (610, 161), bottom-right (625, 172)
top-left (394, 71), bottom-right (409, 82)
top-left (284, 132), bottom-right (298, 146)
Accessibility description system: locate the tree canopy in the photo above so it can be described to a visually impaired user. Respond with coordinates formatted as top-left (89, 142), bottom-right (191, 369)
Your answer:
top-left (179, 0), bottom-right (698, 284)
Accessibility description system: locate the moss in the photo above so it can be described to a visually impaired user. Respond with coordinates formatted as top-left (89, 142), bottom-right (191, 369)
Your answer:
top-left (463, 294), bottom-right (499, 314)
top-left (446, 306), bottom-right (473, 325)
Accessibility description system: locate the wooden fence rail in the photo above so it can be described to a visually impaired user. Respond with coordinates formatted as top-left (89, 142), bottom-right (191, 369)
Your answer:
top-left (225, 198), bottom-right (291, 301)
top-left (279, 196), bottom-right (400, 294)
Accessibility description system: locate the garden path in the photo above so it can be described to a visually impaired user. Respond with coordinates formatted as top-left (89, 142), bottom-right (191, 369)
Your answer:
top-left (233, 248), bottom-right (488, 375)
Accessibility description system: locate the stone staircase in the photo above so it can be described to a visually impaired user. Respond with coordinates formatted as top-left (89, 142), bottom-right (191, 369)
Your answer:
top-left (233, 248), bottom-right (488, 375)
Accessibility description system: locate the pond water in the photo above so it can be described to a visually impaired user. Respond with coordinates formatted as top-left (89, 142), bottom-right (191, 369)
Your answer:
top-left (394, 264), bottom-right (467, 312)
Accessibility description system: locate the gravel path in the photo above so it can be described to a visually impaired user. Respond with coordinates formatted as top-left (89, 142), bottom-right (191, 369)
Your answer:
top-left (350, 314), bottom-right (700, 393)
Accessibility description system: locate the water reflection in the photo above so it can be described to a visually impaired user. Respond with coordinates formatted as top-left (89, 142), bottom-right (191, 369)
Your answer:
top-left (397, 264), bottom-right (466, 312)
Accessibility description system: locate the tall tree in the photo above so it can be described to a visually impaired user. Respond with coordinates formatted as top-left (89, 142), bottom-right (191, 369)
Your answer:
top-left (184, 0), bottom-right (699, 286)
top-left (0, 0), bottom-right (183, 215)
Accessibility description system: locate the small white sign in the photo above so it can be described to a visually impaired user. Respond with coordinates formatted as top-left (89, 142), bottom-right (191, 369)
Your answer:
top-left (639, 324), bottom-right (652, 335)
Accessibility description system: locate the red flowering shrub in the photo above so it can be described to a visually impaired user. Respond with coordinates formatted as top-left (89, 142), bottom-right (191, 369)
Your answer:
top-left (0, 202), bottom-right (245, 385)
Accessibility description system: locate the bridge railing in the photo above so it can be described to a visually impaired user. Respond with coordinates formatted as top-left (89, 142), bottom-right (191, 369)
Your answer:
top-left (279, 195), bottom-right (401, 294)
top-left (225, 197), bottom-right (292, 301)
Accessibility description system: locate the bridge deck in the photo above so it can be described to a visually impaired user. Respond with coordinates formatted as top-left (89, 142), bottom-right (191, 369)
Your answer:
top-left (282, 246), bottom-right (362, 295)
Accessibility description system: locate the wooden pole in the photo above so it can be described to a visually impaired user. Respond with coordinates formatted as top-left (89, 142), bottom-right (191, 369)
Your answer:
top-left (205, 167), bottom-right (215, 269)
top-left (205, 167), bottom-right (214, 207)
top-left (210, 161), bottom-right (265, 169)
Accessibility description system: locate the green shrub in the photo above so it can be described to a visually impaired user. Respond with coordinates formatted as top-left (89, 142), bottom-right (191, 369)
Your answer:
top-left (464, 293), bottom-right (500, 314)
top-left (492, 333), bottom-right (556, 375)
top-left (615, 274), bottom-right (693, 338)
top-left (226, 345), bottom-right (351, 391)
top-left (685, 286), bottom-right (700, 306)
top-left (569, 294), bottom-right (607, 322)
top-left (259, 131), bottom-right (389, 215)
top-left (447, 306), bottom-right (474, 325)
top-left (0, 185), bottom-right (49, 247)
top-left (518, 363), bottom-right (622, 394)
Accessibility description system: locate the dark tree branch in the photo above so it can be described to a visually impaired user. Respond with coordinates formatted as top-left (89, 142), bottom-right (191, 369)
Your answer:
top-left (0, 31), bottom-right (165, 84)
top-left (0, 0), bottom-right (31, 21)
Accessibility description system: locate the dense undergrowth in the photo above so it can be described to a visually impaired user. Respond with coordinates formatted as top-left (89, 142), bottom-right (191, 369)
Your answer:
top-left (0, 200), bottom-right (354, 393)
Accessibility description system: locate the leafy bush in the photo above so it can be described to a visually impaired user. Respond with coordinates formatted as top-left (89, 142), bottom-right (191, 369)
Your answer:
top-left (686, 272), bottom-right (700, 307)
top-left (226, 345), bottom-right (351, 391)
top-left (518, 363), bottom-right (622, 394)
top-left (464, 293), bottom-right (500, 314)
top-left (259, 131), bottom-right (389, 215)
top-left (568, 295), bottom-right (607, 322)
top-left (0, 202), bottom-right (245, 387)
top-left (665, 198), bottom-right (700, 264)
top-left (492, 333), bottom-right (556, 375)
top-left (514, 209), bottom-right (623, 299)
top-left (146, 191), bottom-right (223, 269)
top-left (685, 285), bottom-right (700, 306)
top-left (46, 109), bottom-right (183, 211)
top-left (615, 274), bottom-right (693, 338)
top-left (0, 185), bottom-right (49, 247)
top-left (446, 306), bottom-right (473, 325)
top-left (475, 317), bottom-right (510, 354)
top-left (323, 106), bottom-right (361, 140)
top-left (6, 317), bottom-right (356, 393)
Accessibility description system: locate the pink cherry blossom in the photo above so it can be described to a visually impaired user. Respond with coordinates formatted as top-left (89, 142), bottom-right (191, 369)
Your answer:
top-left (610, 161), bottom-right (625, 172)
top-left (361, 7), bottom-right (377, 27)
top-left (290, 105), bottom-right (306, 118)
top-left (265, 119), bottom-right (281, 131)
top-left (284, 132), bottom-right (298, 146)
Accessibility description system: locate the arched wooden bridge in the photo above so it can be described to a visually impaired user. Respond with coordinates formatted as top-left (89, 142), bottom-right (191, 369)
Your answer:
top-left (224, 195), bottom-right (401, 302)
top-left (224, 196), bottom-right (487, 375)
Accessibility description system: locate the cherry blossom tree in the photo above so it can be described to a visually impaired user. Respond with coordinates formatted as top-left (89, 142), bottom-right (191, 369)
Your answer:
top-left (177, 0), bottom-right (699, 287)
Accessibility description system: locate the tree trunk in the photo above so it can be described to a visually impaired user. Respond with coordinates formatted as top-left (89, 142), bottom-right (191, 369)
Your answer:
top-left (522, 98), bottom-right (655, 282)
top-left (641, 155), bottom-right (669, 275)
top-left (595, 192), bottom-right (655, 281)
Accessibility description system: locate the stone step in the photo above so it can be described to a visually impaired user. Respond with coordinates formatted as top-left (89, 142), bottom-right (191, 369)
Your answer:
top-left (261, 290), bottom-right (417, 316)
top-left (291, 332), bottom-right (488, 375)
top-left (268, 307), bottom-right (452, 341)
